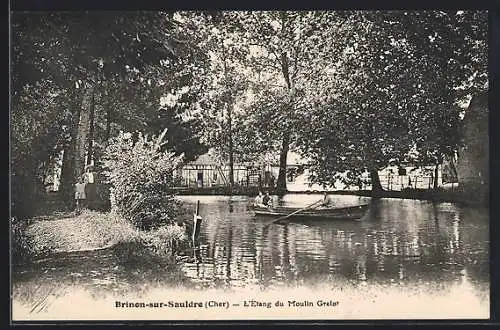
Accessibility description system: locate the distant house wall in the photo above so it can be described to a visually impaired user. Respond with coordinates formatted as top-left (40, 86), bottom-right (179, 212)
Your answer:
top-left (456, 92), bottom-right (488, 188)
top-left (378, 165), bottom-right (443, 191)
top-left (176, 150), bottom-right (457, 192)
top-left (175, 165), bottom-right (252, 187)
top-left (175, 150), bottom-right (307, 188)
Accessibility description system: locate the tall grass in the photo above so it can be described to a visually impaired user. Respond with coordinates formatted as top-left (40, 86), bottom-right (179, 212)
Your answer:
top-left (12, 210), bottom-right (189, 266)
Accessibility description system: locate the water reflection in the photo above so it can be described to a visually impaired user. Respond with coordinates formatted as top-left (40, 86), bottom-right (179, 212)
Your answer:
top-left (12, 195), bottom-right (489, 314)
top-left (179, 196), bottom-right (489, 293)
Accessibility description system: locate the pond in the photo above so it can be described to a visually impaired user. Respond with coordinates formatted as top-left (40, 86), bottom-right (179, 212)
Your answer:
top-left (12, 194), bottom-right (490, 320)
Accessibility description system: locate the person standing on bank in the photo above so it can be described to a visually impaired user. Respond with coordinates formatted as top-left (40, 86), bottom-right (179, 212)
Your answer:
top-left (74, 176), bottom-right (87, 214)
top-left (84, 165), bottom-right (96, 209)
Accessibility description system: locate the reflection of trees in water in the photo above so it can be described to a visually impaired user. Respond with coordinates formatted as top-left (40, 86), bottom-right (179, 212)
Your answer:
top-left (225, 217), bottom-right (232, 285)
top-left (284, 203), bottom-right (470, 283)
top-left (14, 198), bottom-right (488, 308)
top-left (276, 225), bottom-right (292, 282)
top-left (366, 197), bottom-right (382, 222)
top-left (182, 201), bottom-right (262, 288)
top-left (181, 199), bottom-right (487, 289)
top-left (412, 202), bottom-right (465, 281)
top-left (455, 206), bottom-right (489, 282)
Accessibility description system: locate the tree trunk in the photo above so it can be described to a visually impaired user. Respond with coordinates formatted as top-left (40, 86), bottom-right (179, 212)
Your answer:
top-left (74, 82), bottom-right (95, 180)
top-left (433, 163), bottom-right (439, 190)
top-left (276, 131), bottom-right (290, 194)
top-left (59, 90), bottom-right (82, 205)
top-left (100, 82), bottom-right (112, 144)
top-left (276, 47), bottom-right (291, 195)
top-left (86, 89), bottom-right (96, 166)
top-left (221, 47), bottom-right (234, 191)
top-left (105, 107), bottom-right (112, 143)
top-left (228, 103), bottom-right (234, 189)
top-left (276, 18), bottom-right (293, 196)
top-left (59, 144), bottom-right (74, 204)
top-left (370, 168), bottom-right (383, 195)
top-left (449, 154), bottom-right (458, 182)
top-left (433, 154), bottom-right (444, 190)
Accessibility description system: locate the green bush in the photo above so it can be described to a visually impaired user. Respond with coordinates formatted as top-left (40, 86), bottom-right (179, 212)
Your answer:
top-left (11, 216), bottom-right (29, 262)
top-left (139, 224), bottom-right (188, 259)
top-left (102, 129), bottom-right (185, 231)
top-left (11, 216), bottom-right (49, 264)
top-left (11, 174), bottom-right (44, 220)
top-left (113, 224), bottom-right (188, 268)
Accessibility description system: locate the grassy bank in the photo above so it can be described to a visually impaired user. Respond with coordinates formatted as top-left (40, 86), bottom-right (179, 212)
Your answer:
top-left (25, 210), bottom-right (139, 254)
top-left (12, 210), bottom-right (189, 265)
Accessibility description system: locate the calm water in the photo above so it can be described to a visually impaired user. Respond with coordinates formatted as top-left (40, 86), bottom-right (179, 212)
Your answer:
top-left (178, 195), bottom-right (489, 291)
top-left (12, 194), bottom-right (490, 319)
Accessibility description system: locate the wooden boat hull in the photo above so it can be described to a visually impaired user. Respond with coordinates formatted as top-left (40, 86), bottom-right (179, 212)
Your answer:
top-left (251, 204), bottom-right (370, 220)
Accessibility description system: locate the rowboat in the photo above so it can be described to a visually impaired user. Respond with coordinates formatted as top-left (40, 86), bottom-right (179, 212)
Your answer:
top-left (250, 203), bottom-right (370, 221)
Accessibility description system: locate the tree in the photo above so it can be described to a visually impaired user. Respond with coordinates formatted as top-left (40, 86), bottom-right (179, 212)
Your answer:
top-left (11, 79), bottom-right (71, 217)
top-left (234, 11), bottom-right (358, 193)
top-left (397, 11), bottom-right (487, 189)
top-left (170, 12), bottom-right (252, 189)
top-left (295, 10), bottom-right (487, 193)
top-left (184, 11), bottom-right (359, 193)
top-left (11, 11), bottom-right (207, 214)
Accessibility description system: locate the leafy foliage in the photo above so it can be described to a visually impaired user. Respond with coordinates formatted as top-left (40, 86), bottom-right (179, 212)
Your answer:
top-left (11, 217), bottom-right (47, 264)
top-left (139, 224), bottom-right (187, 259)
top-left (11, 79), bottom-right (71, 218)
top-left (10, 10), bottom-right (488, 213)
top-left (101, 129), bottom-right (184, 230)
top-left (177, 11), bottom-right (361, 189)
top-left (11, 11), bottom-right (208, 215)
top-left (294, 10), bottom-right (487, 187)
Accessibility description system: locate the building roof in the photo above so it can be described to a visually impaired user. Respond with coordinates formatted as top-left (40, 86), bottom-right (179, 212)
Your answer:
top-left (189, 150), bottom-right (220, 165)
top-left (188, 149), bottom-right (309, 166)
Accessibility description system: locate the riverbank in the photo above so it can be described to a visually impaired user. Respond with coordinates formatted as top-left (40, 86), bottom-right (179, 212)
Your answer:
top-left (12, 195), bottom-right (490, 321)
top-left (316, 188), bottom-right (488, 207)
top-left (20, 210), bottom-right (140, 257)
top-left (13, 209), bottom-right (189, 266)
top-left (171, 186), bottom-right (488, 207)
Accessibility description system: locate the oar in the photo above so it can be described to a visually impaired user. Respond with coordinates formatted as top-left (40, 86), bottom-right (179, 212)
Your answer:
top-left (265, 199), bottom-right (323, 226)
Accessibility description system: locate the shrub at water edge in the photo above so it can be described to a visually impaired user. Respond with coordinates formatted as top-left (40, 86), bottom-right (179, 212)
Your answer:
top-left (102, 129), bottom-right (185, 231)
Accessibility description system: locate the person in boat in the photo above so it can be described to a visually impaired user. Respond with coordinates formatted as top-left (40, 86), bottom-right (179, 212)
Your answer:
top-left (321, 192), bottom-right (333, 207)
top-left (254, 190), bottom-right (265, 207)
top-left (262, 191), bottom-right (272, 207)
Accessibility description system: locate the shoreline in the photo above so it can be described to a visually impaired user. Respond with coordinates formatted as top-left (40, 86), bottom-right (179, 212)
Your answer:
top-left (20, 210), bottom-right (140, 257)
top-left (170, 187), bottom-right (488, 207)
top-left (15, 187), bottom-right (486, 263)
top-left (14, 210), bottom-right (189, 266)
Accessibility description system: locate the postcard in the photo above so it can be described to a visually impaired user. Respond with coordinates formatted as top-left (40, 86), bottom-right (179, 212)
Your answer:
top-left (10, 10), bottom-right (490, 322)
